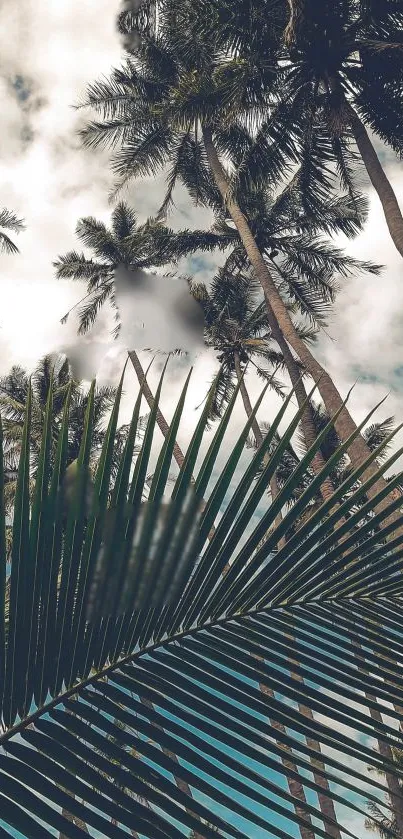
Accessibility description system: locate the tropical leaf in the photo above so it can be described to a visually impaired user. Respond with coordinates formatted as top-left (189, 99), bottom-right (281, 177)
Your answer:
top-left (1, 368), bottom-right (403, 839)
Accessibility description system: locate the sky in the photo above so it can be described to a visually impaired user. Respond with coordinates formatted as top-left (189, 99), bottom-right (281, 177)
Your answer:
top-left (1, 0), bottom-right (403, 450)
top-left (1, 0), bottom-right (403, 837)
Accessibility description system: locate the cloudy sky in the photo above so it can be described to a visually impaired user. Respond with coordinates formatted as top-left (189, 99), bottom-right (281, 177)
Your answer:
top-left (0, 1), bottom-right (402, 836)
top-left (1, 0), bottom-right (403, 446)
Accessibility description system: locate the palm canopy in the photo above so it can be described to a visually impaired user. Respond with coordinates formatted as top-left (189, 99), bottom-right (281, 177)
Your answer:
top-left (75, 35), bottom-right (381, 334)
top-left (251, 407), bottom-right (400, 525)
top-left (0, 353), bottom-right (130, 510)
top-left (76, 15), bottom-right (293, 204)
top-left (183, 0), bottom-right (403, 252)
top-left (1, 362), bottom-right (403, 837)
top-left (76, 7), bottom-right (403, 504)
top-left (55, 201), bottom-right (169, 336)
top-left (76, 13), bottom-right (351, 216)
top-left (0, 208), bottom-right (25, 255)
top-left (54, 200), bottom-right (222, 340)
top-left (207, 180), bottom-right (379, 329)
top-left (56, 188), bottom-right (379, 345)
top-left (189, 267), bottom-right (289, 418)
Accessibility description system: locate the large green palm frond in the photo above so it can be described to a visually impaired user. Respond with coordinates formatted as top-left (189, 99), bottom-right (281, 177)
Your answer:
top-left (1, 363), bottom-right (403, 838)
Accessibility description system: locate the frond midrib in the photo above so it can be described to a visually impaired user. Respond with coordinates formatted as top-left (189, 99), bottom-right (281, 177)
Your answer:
top-left (0, 591), bottom-right (378, 746)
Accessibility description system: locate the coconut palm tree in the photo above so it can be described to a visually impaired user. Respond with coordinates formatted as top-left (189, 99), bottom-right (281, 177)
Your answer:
top-left (0, 208), bottom-right (25, 254)
top-left (365, 748), bottom-right (403, 839)
top-left (180, 0), bottom-right (403, 258)
top-left (184, 175), bottom-right (378, 500)
top-left (281, 0), bottom-right (403, 257)
top-left (189, 268), bottom-right (288, 415)
top-left (1, 368), bottom-right (403, 837)
top-left (191, 268), bottom-right (332, 839)
top-left (54, 201), bottom-right (211, 472)
top-left (77, 12), bottom-right (400, 521)
top-left (0, 353), bottom-right (130, 510)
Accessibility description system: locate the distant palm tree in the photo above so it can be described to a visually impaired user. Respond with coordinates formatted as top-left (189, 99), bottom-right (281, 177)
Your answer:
top-left (54, 201), bottom-right (193, 471)
top-left (191, 269), bottom-right (329, 839)
top-left (160, 173), bottom-right (375, 501)
top-left (0, 353), bottom-right (130, 510)
top-left (0, 208), bottom-right (25, 254)
top-left (365, 748), bottom-right (403, 838)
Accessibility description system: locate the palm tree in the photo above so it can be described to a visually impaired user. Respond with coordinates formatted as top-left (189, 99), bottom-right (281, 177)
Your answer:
top-left (365, 748), bottom-right (403, 838)
top-left (77, 12), bottom-right (400, 522)
top-left (54, 201), bottom-right (199, 472)
top-left (281, 0), bottom-right (403, 258)
top-left (0, 353), bottom-right (130, 510)
top-left (1, 370), bottom-right (403, 838)
top-left (189, 265), bottom-right (305, 510)
top-left (187, 256), bottom-right (357, 837)
top-left (185, 0), bottom-right (403, 259)
top-left (0, 208), bottom-right (25, 254)
top-left (179, 175), bottom-right (378, 500)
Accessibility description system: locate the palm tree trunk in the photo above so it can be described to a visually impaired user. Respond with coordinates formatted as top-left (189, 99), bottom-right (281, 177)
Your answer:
top-left (201, 125), bottom-right (401, 525)
top-left (284, 0), bottom-right (305, 46)
top-left (352, 626), bottom-right (403, 835)
top-left (286, 634), bottom-right (342, 839)
top-left (140, 697), bottom-right (204, 839)
top-left (258, 673), bottom-right (316, 839)
top-left (128, 350), bottom-right (187, 469)
top-left (128, 350), bottom-right (216, 543)
top-left (233, 351), bottom-right (282, 521)
top-left (269, 319), bottom-right (335, 502)
top-left (233, 353), bottom-right (316, 838)
top-left (343, 98), bottom-right (403, 259)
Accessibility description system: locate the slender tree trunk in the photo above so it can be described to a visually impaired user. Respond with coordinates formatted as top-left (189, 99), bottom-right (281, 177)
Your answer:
top-left (201, 125), bottom-right (401, 525)
top-left (284, 0), bottom-right (305, 46)
top-left (352, 626), bottom-right (403, 835)
top-left (233, 352), bottom-right (282, 522)
top-left (258, 671), bottom-right (316, 839)
top-left (140, 697), bottom-right (204, 839)
top-left (269, 319), bottom-right (335, 502)
top-left (128, 349), bottom-right (216, 544)
top-left (286, 633), bottom-right (342, 839)
top-left (233, 353), bottom-right (316, 838)
top-left (128, 349), bottom-right (187, 469)
top-left (343, 99), bottom-right (403, 260)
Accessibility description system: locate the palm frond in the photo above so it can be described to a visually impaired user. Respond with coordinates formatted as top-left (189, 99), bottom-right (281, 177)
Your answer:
top-left (0, 209), bottom-right (25, 254)
top-left (1, 368), bottom-right (403, 838)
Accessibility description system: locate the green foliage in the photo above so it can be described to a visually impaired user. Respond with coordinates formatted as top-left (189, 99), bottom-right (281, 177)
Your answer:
top-left (366, 748), bottom-right (403, 838)
top-left (1, 367), bottom-right (403, 837)
top-left (0, 207), bottom-right (25, 255)
top-left (178, 0), bottom-right (403, 204)
top-left (0, 353), bottom-right (133, 511)
top-left (189, 267), bottom-right (287, 418)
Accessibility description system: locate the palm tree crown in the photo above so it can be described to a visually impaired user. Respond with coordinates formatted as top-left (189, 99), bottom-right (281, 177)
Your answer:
top-left (54, 201), bottom-right (173, 336)
top-left (0, 208), bottom-right (25, 255)
top-left (0, 353), bottom-right (130, 509)
top-left (190, 267), bottom-right (288, 418)
top-left (191, 0), bottom-right (403, 255)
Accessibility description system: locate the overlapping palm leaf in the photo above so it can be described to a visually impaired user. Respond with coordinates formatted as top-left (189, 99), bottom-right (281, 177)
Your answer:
top-left (1, 363), bottom-right (403, 838)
